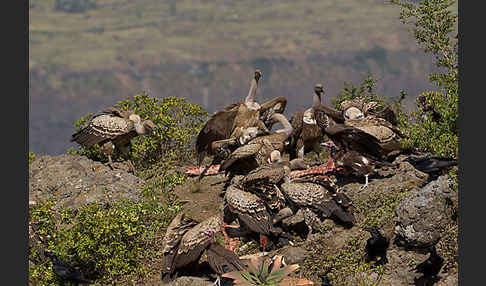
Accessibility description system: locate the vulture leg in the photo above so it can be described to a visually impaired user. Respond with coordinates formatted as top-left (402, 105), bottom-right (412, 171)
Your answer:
top-left (359, 174), bottom-right (369, 191)
top-left (106, 155), bottom-right (115, 170)
top-left (297, 145), bottom-right (305, 160)
top-left (312, 141), bottom-right (322, 163)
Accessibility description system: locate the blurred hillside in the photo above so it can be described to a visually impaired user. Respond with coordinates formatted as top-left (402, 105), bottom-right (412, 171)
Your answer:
top-left (29, 0), bottom-right (447, 155)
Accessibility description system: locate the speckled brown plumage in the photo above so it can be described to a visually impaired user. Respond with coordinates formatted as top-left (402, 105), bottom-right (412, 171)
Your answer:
top-left (206, 242), bottom-right (246, 275)
top-left (219, 113), bottom-right (292, 175)
top-left (173, 215), bottom-right (223, 269)
top-left (161, 212), bottom-right (199, 282)
top-left (223, 185), bottom-right (273, 236)
top-left (239, 161), bottom-right (290, 211)
top-left (280, 182), bottom-right (355, 225)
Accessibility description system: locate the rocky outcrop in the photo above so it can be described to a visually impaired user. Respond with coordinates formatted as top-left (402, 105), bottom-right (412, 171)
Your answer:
top-left (394, 175), bottom-right (456, 249)
top-left (29, 154), bottom-right (146, 210)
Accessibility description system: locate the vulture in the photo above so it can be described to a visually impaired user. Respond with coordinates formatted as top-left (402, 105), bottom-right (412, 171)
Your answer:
top-left (219, 113), bottom-right (293, 176)
top-left (287, 84), bottom-right (326, 160)
top-left (322, 140), bottom-right (395, 190)
top-left (203, 230), bottom-right (246, 282)
top-left (322, 114), bottom-right (405, 164)
top-left (45, 251), bottom-right (92, 285)
top-left (363, 227), bottom-right (390, 266)
top-left (70, 106), bottom-right (155, 173)
top-left (223, 185), bottom-right (277, 251)
top-left (340, 97), bottom-right (400, 125)
top-left (160, 212), bottom-right (199, 282)
top-left (195, 69), bottom-right (287, 167)
top-left (279, 181), bottom-right (355, 230)
top-left (238, 150), bottom-right (292, 212)
top-left (195, 69), bottom-right (287, 179)
top-left (164, 215), bottom-right (223, 279)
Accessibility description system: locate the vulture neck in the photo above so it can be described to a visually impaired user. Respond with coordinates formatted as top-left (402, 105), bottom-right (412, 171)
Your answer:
top-left (272, 113), bottom-right (293, 136)
top-left (245, 78), bottom-right (258, 104)
top-left (135, 121), bottom-right (148, 135)
top-left (312, 91), bottom-right (321, 109)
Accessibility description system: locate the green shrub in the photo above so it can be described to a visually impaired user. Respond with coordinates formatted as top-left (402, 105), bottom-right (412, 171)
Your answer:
top-left (69, 92), bottom-right (208, 171)
top-left (390, 0), bottom-right (458, 159)
top-left (29, 175), bottom-right (185, 285)
top-left (29, 152), bottom-right (36, 164)
top-left (330, 76), bottom-right (389, 112)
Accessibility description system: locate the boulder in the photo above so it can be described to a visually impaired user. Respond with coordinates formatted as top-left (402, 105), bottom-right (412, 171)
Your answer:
top-left (394, 175), bottom-right (455, 249)
top-left (29, 154), bottom-right (146, 210)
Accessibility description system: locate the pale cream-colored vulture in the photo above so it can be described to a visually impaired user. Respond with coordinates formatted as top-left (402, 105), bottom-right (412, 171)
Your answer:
top-left (70, 107), bottom-right (155, 173)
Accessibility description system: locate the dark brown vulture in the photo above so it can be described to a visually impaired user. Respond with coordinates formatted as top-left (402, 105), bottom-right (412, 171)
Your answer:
top-left (287, 84), bottom-right (326, 160)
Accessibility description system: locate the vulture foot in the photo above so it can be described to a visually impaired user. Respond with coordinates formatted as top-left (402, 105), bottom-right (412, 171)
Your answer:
top-left (359, 174), bottom-right (369, 191)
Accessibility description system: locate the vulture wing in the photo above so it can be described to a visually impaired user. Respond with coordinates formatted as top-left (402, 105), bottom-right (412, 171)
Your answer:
top-left (224, 185), bottom-right (273, 236)
top-left (71, 113), bottom-right (134, 148)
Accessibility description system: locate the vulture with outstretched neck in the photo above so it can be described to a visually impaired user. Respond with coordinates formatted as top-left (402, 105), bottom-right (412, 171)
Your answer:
top-left (218, 113), bottom-right (293, 176)
top-left (287, 84), bottom-right (326, 160)
top-left (195, 69), bottom-right (287, 166)
top-left (195, 70), bottom-right (287, 179)
top-left (70, 107), bottom-right (155, 173)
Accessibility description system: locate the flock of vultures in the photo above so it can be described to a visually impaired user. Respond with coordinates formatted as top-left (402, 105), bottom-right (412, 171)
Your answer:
top-left (49, 69), bottom-right (457, 285)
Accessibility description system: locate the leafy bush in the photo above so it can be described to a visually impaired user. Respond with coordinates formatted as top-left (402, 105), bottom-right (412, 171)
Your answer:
top-left (330, 76), bottom-right (388, 112)
top-left (69, 92), bottom-right (208, 171)
top-left (390, 0), bottom-right (458, 159)
top-left (29, 174), bottom-right (185, 285)
top-left (55, 0), bottom-right (97, 13)
top-left (29, 152), bottom-right (36, 164)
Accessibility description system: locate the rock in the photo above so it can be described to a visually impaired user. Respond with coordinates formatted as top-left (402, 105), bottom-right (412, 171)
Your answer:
top-left (166, 276), bottom-right (214, 286)
top-left (273, 246), bottom-right (308, 265)
top-left (394, 175), bottom-right (455, 249)
top-left (29, 154), bottom-right (146, 210)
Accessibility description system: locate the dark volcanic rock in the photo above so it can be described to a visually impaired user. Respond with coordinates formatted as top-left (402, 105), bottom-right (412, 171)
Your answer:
top-left (273, 246), bottom-right (308, 265)
top-left (29, 154), bottom-right (145, 210)
top-left (394, 175), bottom-right (455, 249)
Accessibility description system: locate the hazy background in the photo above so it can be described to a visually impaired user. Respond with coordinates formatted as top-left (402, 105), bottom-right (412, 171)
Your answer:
top-left (29, 0), bottom-right (442, 155)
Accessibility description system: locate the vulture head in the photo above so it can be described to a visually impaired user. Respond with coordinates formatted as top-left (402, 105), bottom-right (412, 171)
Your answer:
top-left (344, 106), bottom-right (364, 120)
top-left (254, 69), bottom-right (263, 82)
top-left (314, 83), bottom-right (324, 98)
top-left (239, 127), bottom-right (260, 145)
